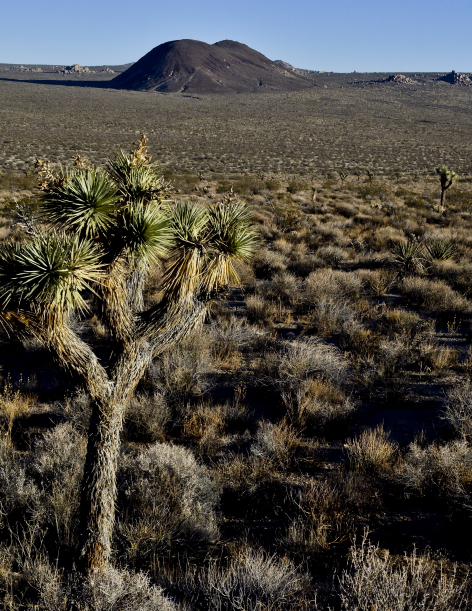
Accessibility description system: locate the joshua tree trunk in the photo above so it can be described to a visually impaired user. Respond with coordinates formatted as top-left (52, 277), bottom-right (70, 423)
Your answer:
top-left (79, 397), bottom-right (126, 572)
top-left (73, 300), bottom-right (207, 572)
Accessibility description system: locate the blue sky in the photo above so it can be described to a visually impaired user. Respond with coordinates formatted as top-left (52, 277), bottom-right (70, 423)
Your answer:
top-left (2, 0), bottom-right (471, 72)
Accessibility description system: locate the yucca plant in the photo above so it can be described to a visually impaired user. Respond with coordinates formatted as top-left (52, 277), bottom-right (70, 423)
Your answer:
top-left (425, 238), bottom-right (459, 261)
top-left (0, 135), bottom-right (258, 573)
top-left (391, 240), bottom-right (425, 276)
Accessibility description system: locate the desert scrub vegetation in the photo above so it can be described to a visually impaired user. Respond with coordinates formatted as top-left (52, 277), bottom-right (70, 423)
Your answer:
top-left (2, 133), bottom-right (472, 608)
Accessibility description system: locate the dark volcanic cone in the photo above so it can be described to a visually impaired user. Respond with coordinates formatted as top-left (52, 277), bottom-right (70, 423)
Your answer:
top-left (111, 39), bottom-right (314, 94)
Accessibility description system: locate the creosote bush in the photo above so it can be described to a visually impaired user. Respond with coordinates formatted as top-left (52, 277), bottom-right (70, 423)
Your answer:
top-left (117, 442), bottom-right (220, 561)
top-left (337, 532), bottom-right (469, 611)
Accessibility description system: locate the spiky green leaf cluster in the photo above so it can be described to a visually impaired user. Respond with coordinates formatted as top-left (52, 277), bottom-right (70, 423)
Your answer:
top-left (425, 238), bottom-right (458, 261)
top-left (391, 240), bottom-right (425, 275)
top-left (162, 200), bottom-right (258, 300)
top-left (0, 234), bottom-right (103, 313)
top-left (40, 168), bottom-right (119, 238)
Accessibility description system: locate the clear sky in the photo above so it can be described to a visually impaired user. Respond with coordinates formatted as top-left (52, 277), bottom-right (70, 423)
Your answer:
top-left (2, 0), bottom-right (471, 72)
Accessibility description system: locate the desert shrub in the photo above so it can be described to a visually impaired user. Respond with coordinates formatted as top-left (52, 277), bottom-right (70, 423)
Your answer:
top-left (208, 316), bottom-right (256, 368)
top-left (287, 254), bottom-right (322, 277)
top-left (81, 566), bottom-right (179, 611)
top-left (345, 425), bottom-right (398, 473)
top-left (0, 437), bottom-right (37, 522)
top-left (401, 277), bottom-right (470, 314)
top-left (300, 269), bottom-right (361, 334)
top-left (20, 561), bottom-right (179, 611)
top-left (316, 245), bottom-right (350, 267)
top-left (252, 248), bottom-right (287, 279)
top-left (357, 182), bottom-right (390, 200)
top-left (338, 321), bottom-right (379, 359)
top-left (337, 532), bottom-right (469, 611)
top-left (123, 392), bottom-right (171, 442)
top-left (245, 295), bottom-right (276, 327)
top-left (117, 442), bottom-right (220, 561)
top-left (442, 380), bottom-right (472, 439)
top-left (32, 424), bottom-right (86, 547)
top-left (265, 177), bottom-right (280, 191)
top-left (184, 401), bottom-right (250, 456)
top-left (63, 390), bottom-right (93, 434)
top-left (380, 308), bottom-right (431, 338)
top-left (285, 478), bottom-right (354, 555)
top-left (251, 420), bottom-right (304, 469)
top-left (269, 271), bottom-right (300, 306)
top-left (309, 298), bottom-right (359, 337)
top-left (194, 546), bottom-right (310, 611)
top-left (286, 179), bottom-right (308, 194)
top-left (278, 339), bottom-right (348, 387)
top-left (354, 269), bottom-right (397, 297)
top-left (150, 331), bottom-right (212, 404)
top-left (281, 377), bottom-right (356, 429)
top-left (395, 440), bottom-right (472, 500)
top-left (305, 269), bottom-right (363, 302)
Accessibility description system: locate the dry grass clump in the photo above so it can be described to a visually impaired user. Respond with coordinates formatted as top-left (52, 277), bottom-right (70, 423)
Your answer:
top-left (191, 545), bottom-right (311, 611)
top-left (208, 316), bottom-right (256, 369)
top-left (251, 420), bottom-right (306, 469)
top-left (298, 269), bottom-right (362, 335)
top-left (277, 339), bottom-right (348, 387)
top-left (282, 377), bottom-right (356, 429)
top-left (401, 277), bottom-right (471, 314)
top-left (269, 271), bottom-right (300, 306)
top-left (32, 423), bottom-right (86, 547)
top-left (305, 269), bottom-right (363, 302)
top-left (0, 437), bottom-right (37, 524)
top-left (442, 380), bottom-right (472, 439)
top-left (245, 295), bottom-right (277, 327)
top-left (345, 425), bottom-right (398, 473)
top-left (258, 339), bottom-right (354, 429)
top-left (150, 331), bottom-right (213, 403)
top-left (252, 248), bottom-right (287, 279)
top-left (354, 269), bottom-right (396, 297)
top-left (81, 566), bottom-right (179, 611)
top-left (395, 439), bottom-right (472, 500)
top-left (315, 245), bottom-right (351, 267)
top-left (380, 308), bottom-right (430, 338)
top-left (0, 378), bottom-right (35, 437)
top-left (285, 478), bottom-right (354, 556)
top-left (12, 557), bottom-right (179, 611)
top-left (117, 442), bottom-right (220, 561)
top-left (184, 401), bottom-right (250, 456)
top-left (123, 392), bottom-right (171, 442)
top-left (337, 532), bottom-right (469, 611)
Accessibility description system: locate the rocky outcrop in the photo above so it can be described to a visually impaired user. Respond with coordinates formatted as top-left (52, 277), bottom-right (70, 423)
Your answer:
top-left (60, 64), bottom-right (95, 74)
top-left (384, 74), bottom-right (417, 84)
top-left (438, 70), bottom-right (471, 85)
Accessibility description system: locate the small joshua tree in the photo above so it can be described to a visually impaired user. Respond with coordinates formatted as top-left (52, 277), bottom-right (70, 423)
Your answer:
top-left (0, 135), bottom-right (257, 572)
top-left (436, 165), bottom-right (457, 209)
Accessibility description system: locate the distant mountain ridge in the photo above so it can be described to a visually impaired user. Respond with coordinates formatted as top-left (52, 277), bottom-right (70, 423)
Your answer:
top-left (111, 39), bottom-right (314, 94)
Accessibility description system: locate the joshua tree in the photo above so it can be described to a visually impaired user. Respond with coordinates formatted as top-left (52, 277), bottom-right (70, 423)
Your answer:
top-left (436, 165), bottom-right (457, 208)
top-left (339, 171), bottom-right (349, 186)
top-left (0, 135), bottom-right (257, 572)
